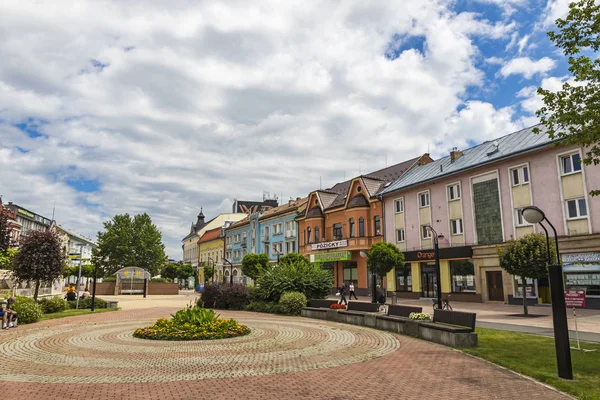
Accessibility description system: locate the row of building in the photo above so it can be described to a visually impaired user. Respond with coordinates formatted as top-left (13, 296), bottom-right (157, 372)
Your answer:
top-left (183, 125), bottom-right (600, 309)
top-left (0, 198), bottom-right (97, 296)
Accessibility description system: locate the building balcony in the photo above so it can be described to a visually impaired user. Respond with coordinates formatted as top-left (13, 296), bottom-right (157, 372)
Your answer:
top-left (262, 236), bottom-right (270, 243)
top-left (285, 230), bottom-right (297, 238)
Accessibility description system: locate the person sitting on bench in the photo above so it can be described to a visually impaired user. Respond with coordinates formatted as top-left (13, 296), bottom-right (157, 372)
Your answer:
top-left (2, 297), bottom-right (18, 329)
top-left (65, 284), bottom-right (77, 301)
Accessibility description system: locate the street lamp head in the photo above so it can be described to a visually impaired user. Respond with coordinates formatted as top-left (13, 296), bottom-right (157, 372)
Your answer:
top-left (359, 251), bottom-right (368, 258)
top-left (522, 206), bottom-right (545, 224)
top-left (437, 234), bottom-right (444, 239)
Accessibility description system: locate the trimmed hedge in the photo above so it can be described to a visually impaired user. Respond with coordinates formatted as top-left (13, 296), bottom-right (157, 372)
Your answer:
top-left (199, 284), bottom-right (253, 310)
top-left (10, 296), bottom-right (43, 324)
top-left (279, 292), bottom-right (307, 315)
top-left (38, 296), bottom-right (68, 313)
top-left (67, 297), bottom-right (107, 309)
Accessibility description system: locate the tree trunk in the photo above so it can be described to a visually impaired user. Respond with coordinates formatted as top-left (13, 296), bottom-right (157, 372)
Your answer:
top-left (33, 280), bottom-right (41, 301)
top-left (521, 276), bottom-right (528, 316)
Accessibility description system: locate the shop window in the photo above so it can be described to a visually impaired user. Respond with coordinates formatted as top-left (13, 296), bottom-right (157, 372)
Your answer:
top-left (450, 260), bottom-right (476, 293)
top-left (349, 218), bottom-right (355, 238)
top-left (514, 277), bottom-right (538, 298)
top-left (396, 264), bottom-right (412, 292)
top-left (374, 216), bottom-right (381, 236)
top-left (565, 271), bottom-right (600, 296)
top-left (359, 218), bottom-right (365, 237)
top-left (343, 262), bottom-right (358, 285)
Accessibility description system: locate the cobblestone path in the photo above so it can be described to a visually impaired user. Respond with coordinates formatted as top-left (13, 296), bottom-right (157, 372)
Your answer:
top-left (0, 308), bottom-right (570, 400)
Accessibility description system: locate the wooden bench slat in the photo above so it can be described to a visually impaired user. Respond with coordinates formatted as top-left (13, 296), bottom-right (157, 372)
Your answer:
top-left (387, 304), bottom-right (422, 318)
top-left (432, 309), bottom-right (476, 332)
top-left (347, 302), bottom-right (380, 313)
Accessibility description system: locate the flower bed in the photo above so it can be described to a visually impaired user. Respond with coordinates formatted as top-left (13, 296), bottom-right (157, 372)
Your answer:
top-left (330, 304), bottom-right (346, 310)
top-left (133, 305), bottom-right (250, 341)
top-left (409, 312), bottom-right (431, 321)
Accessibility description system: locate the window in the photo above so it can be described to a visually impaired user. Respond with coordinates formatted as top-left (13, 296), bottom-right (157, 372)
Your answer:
top-left (394, 198), bottom-right (404, 213)
top-left (514, 208), bottom-right (532, 227)
top-left (349, 218), bottom-right (355, 238)
top-left (343, 261), bottom-right (358, 285)
top-left (448, 184), bottom-right (461, 201)
top-left (450, 260), bottom-right (476, 293)
top-left (263, 227), bottom-right (269, 238)
top-left (396, 228), bottom-right (405, 242)
top-left (421, 225), bottom-right (432, 239)
top-left (273, 223), bottom-right (282, 234)
top-left (307, 227), bottom-right (312, 244)
top-left (561, 153), bottom-right (582, 175)
top-left (314, 226), bottom-right (320, 242)
top-left (510, 166), bottom-right (529, 186)
top-left (285, 241), bottom-right (296, 253)
top-left (565, 271), bottom-right (600, 296)
top-left (359, 218), bottom-right (365, 237)
top-left (374, 216), bottom-right (381, 235)
top-left (450, 219), bottom-right (463, 235)
top-left (566, 198), bottom-right (588, 219)
top-left (333, 223), bottom-right (343, 239)
top-left (272, 242), bottom-right (282, 255)
top-left (285, 221), bottom-right (295, 237)
top-left (419, 192), bottom-right (430, 208)
top-left (396, 264), bottom-right (412, 292)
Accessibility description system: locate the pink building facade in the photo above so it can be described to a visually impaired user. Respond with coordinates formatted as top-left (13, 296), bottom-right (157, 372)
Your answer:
top-left (381, 126), bottom-right (600, 308)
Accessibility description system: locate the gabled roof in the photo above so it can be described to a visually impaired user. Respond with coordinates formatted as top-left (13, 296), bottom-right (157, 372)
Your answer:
top-left (198, 227), bottom-right (222, 244)
top-left (227, 215), bottom-right (250, 230)
top-left (260, 197), bottom-right (308, 221)
top-left (382, 124), bottom-right (555, 195)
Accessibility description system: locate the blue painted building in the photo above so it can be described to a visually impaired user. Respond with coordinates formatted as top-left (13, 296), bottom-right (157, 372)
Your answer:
top-left (224, 198), bottom-right (307, 280)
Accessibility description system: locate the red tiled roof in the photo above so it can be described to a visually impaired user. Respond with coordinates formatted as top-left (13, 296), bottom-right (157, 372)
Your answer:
top-left (198, 227), bottom-right (222, 244)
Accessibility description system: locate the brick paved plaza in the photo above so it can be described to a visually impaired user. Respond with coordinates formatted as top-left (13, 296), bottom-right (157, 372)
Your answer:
top-left (0, 304), bottom-right (572, 400)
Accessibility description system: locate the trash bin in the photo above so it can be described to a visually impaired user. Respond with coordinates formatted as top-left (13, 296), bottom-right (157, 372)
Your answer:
top-left (391, 292), bottom-right (397, 305)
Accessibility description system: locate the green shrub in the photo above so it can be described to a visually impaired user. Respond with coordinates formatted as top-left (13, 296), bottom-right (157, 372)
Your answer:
top-left (199, 284), bottom-right (253, 310)
top-left (101, 276), bottom-right (117, 282)
top-left (151, 277), bottom-right (167, 283)
top-left (244, 301), bottom-right (286, 315)
top-left (38, 296), bottom-right (68, 313)
top-left (11, 296), bottom-right (43, 324)
top-left (255, 260), bottom-right (332, 302)
top-left (67, 297), bottom-right (107, 309)
top-left (133, 305), bottom-right (250, 341)
top-left (278, 291), bottom-right (307, 315)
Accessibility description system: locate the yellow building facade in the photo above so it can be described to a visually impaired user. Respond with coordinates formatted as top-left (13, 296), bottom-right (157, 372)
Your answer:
top-left (198, 227), bottom-right (225, 284)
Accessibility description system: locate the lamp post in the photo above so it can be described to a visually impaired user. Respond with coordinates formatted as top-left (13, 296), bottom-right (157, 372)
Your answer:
top-left (223, 258), bottom-right (234, 286)
top-left (207, 257), bottom-right (215, 284)
top-left (522, 205), bottom-right (573, 380)
top-left (425, 226), bottom-right (444, 310)
top-left (359, 250), bottom-right (377, 304)
top-left (75, 243), bottom-right (87, 310)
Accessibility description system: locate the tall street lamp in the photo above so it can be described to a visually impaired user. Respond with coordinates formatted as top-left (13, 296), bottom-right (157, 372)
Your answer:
top-left (223, 258), bottom-right (234, 286)
top-left (207, 257), bottom-right (216, 284)
top-left (75, 243), bottom-right (87, 310)
top-left (522, 205), bottom-right (573, 380)
top-left (426, 226), bottom-right (444, 310)
top-left (359, 251), bottom-right (377, 304)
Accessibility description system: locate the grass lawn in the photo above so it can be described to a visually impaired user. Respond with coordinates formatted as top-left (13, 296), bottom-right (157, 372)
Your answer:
top-left (40, 307), bottom-right (119, 321)
top-left (462, 328), bottom-right (600, 400)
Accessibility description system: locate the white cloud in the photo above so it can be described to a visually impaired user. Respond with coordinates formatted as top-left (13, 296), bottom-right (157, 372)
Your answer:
top-left (0, 0), bottom-right (522, 258)
top-left (541, 0), bottom-right (572, 27)
top-left (500, 56), bottom-right (556, 79)
top-left (473, 0), bottom-right (526, 17)
top-left (518, 75), bottom-right (572, 114)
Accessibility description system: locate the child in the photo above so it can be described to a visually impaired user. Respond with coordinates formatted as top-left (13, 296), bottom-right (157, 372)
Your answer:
top-left (5, 297), bottom-right (18, 328)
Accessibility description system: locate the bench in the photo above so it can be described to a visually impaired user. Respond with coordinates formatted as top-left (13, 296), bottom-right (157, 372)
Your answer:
top-left (346, 302), bottom-right (380, 313)
top-left (307, 299), bottom-right (338, 308)
top-left (106, 301), bottom-right (119, 309)
top-left (387, 304), bottom-right (422, 318)
top-left (419, 309), bottom-right (476, 333)
top-left (120, 289), bottom-right (144, 295)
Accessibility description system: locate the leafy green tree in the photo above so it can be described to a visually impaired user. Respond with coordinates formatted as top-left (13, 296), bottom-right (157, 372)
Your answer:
top-left (278, 253), bottom-right (310, 265)
top-left (0, 205), bottom-right (16, 269)
top-left (92, 213), bottom-right (166, 276)
top-left (0, 248), bottom-right (17, 270)
top-left (241, 253), bottom-right (271, 281)
top-left (161, 263), bottom-right (179, 282)
top-left (203, 264), bottom-right (215, 283)
top-left (255, 259), bottom-right (332, 302)
top-left (366, 242), bottom-right (405, 286)
top-left (498, 233), bottom-right (555, 316)
top-left (535, 0), bottom-right (600, 195)
top-left (12, 230), bottom-right (65, 301)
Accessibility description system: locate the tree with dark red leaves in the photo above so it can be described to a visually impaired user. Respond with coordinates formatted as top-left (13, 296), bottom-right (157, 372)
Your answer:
top-left (12, 230), bottom-right (65, 300)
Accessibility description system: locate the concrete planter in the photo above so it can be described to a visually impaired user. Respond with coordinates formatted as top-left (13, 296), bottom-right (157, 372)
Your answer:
top-left (418, 324), bottom-right (478, 348)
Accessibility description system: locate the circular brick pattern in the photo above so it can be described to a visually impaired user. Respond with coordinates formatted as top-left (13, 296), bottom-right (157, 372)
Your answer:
top-left (0, 316), bottom-right (399, 383)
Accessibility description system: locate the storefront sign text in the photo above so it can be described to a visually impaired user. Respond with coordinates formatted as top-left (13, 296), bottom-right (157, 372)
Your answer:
top-left (564, 290), bottom-right (586, 308)
top-left (310, 251), bottom-right (351, 263)
top-left (417, 251), bottom-right (435, 260)
top-left (311, 240), bottom-right (347, 251)
top-left (562, 252), bottom-right (600, 264)
top-left (17, 208), bottom-right (34, 218)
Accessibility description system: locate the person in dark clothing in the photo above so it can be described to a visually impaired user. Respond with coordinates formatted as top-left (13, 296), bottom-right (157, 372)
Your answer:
top-left (338, 283), bottom-right (348, 305)
top-left (376, 285), bottom-right (386, 304)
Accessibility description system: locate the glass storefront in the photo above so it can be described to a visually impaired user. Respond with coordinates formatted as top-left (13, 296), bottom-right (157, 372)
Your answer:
top-left (396, 263), bottom-right (412, 292)
top-left (564, 266), bottom-right (600, 296)
top-left (343, 261), bottom-right (358, 285)
top-left (450, 259), bottom-right (476, 293)
top-left (420, 262), bottom-right (437, 298)
top-left (513, 277), bottom-right (538, 298)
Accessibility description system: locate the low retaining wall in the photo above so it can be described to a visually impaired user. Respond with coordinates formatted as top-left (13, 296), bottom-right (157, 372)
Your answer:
top-left (148, 282), bottom-right (179, 295)
top-left (300, 308), bottom-right (477, 348)
top-left (93, 282), bottom-right (117, 296)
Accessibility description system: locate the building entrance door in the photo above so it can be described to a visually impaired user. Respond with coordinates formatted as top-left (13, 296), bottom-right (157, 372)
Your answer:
top-left (486, 271), bottom-right (504, 301)
top-left (421, 264), bottom-right (437, 298)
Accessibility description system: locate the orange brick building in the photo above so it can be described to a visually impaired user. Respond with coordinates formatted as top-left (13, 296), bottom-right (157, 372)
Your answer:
top-left (297, 155), bottom-right (431, 295)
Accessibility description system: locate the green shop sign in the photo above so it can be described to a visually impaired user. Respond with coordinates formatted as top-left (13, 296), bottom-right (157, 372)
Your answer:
top-left (310, 251), bottom-right (351, 263)
top-left (18, 208), bottom-right (35, 218)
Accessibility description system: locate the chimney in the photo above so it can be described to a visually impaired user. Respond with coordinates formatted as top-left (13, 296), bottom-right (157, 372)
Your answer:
top-left (450, 147), bottom-right (462, 162)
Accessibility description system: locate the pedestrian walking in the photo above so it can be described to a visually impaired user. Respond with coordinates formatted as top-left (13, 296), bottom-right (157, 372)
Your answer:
top-left (348, 282), bottom-right (358, 300)
top-left (337, 283), bottom-right (348, 305)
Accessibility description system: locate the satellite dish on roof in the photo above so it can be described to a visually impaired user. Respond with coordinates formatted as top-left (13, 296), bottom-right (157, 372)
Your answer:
top-left (493, 140), bottom-right (499, 147)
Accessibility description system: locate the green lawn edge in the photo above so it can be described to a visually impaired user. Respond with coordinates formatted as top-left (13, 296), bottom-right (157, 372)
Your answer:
top-left (460, 328), bottom-right (600, 400)
top-left (40, 307), bottom-right (119, 321)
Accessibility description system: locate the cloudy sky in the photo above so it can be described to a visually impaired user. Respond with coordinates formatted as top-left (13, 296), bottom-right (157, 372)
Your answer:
top-left (0, 0), bottom-right (575, 259)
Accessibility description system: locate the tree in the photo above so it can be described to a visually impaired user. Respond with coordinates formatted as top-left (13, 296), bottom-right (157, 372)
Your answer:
top-left (255, 259), bottom-right (332, 302)
top-left (498, 233), bottom-right (556, 316)
top-left (12, 230), bottom-right (65, 301)
top-left (92, 213), bottom-right (167, 277)
top-left (241, 253), bottom-right (271, 281)
top-left (161, 263), bottom-right (179, 282)
top-left (177, 263), bottom-right (195, 288)
top-left (203, 264), bottom-right (215, 283)
top-left (366, 242), bottom-right (405, 285)
top-left (0, 249), bottom-right (17, 270)
top-left (535, 0), bottom-right (600, 195)
top-left (0, 205), bottom-right (15, 269)
top-left (278, 253), bottom-right (310, 266)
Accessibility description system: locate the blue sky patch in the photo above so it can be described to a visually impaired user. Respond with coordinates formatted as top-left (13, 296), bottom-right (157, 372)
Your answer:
top-left (385, 34), bottom-right (426, 60)
top-left (13, 118), bottom-right (48, 139)
top-left (65, 178), bottom-right (101, 193)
